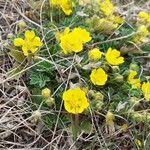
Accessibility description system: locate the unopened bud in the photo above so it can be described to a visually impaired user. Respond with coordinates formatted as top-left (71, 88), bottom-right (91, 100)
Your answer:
top-left (129, 97), bottom-right (140, 106)
top-left (112, 66), bottom-right (120, 72)
top-left (88, 90), bottom-right (95, 97)
top-left (45, 97), bottom-right (55, 107)
top-left (131, 112), bottom-right (143, 122)
top-left (95, 101), bottom-right (103, 111)
top-left (95, 92), bottom-right (104, 101)
top-left (7, 33), bottom-right (14, 39)
top-left (31, 110), bottom-right (41, 123)
top-left (130, 63), bottom-right (139, 72)
top-left (135, 139), bottom-right (142, 148)
top-left (18, 20), bottom-right (27, 28)
top-left (114, 73), bottom-right (124, 82)
top-left (42, 88), bottom-right (51, 98)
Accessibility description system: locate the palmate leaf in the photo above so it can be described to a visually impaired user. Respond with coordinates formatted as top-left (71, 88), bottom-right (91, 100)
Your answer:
top-left (80, 119), bottom-right (92, 134)
top-left (36, 61), bottom-right (53, 74)
top-left (30, 73), bottom-right (50, 88)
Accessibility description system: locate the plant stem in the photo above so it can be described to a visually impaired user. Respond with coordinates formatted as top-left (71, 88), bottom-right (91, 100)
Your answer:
top-left (71, 114), bottom-right (79, 141)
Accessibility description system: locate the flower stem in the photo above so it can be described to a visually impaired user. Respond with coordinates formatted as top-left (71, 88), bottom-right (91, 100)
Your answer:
top-left (71, 114), bottom-right (79, 141)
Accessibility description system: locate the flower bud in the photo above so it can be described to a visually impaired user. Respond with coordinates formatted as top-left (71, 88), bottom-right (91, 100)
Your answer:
top-left (130, 63), bottom-right (139, 72)
top-left (135, 139), bottom-right (142, 148)
top-left (112, 66), bottom-right (120, 72)
top-left (7, 33), bottom-right (14, 39)
top-left (41, 88), bottom-right (51, 98)
top-left (114, 73), bottom-right (124, 82)
top-left (88, 90), bottom-right (95, 97)
top-left (129, 97), bottom-right (140, 106)
top-left (143, 112), bottom-right (150, 122)
top-left (45, 97), bottom-right (55, 107)
top-left (131, 112), bottom-right (143, 122)
top-left (95, 92), bottom-right (104, 101)
top-left (121, 123), bottom-right (128, 132)
top-left (18, 20), bottom-right (27, 28)
top-left (95, 101), bottom-right (103, 111)
top-left (31, 110), bottom-right (41, 123)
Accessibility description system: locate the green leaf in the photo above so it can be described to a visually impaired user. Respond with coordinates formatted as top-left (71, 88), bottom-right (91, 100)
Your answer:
top-left (30, 73), bottom-right (50, 88)
top-left (9, 49), bottom-right (25, 63)
top-left (80, 120), bottom-right (92, 134)
top-left (36, 61), bottom-right (53, 74)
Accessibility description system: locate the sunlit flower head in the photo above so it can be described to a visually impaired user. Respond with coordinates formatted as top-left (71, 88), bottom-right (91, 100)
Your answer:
top-left (138, 25), bottom-right (149, 36)
top-left (106, 48), bottom-right (124, 65)
top-left (60, 0), bottom-right (73, 16)
top-left (71, 28), bottom-right (92, 43)
top-left (128, 70), bottom-right (141, 89)
top-left (142, 82), bottom-right (150, 101)
top-left (51, 0), bottom-right (73, 16)
top-left (99, 0), bottom-right (114, 16)
top-left (63, 87), bottom-right (89, 114)
top-left (59, 27), bottom-right (92, 54)
top-left (88, 48), bottom-right (102, 61)
top-left (42, 88), bottom-right (51, 98)
top-left (133, 25), bottom-right (149, 44)
top-left (138, 11), bottom-right (149, 20)
top-left (90, 68), bottom-right (108, 86)
top-left (138, 11), bottom-right (150, 26)
top-left (14, 30), bottom-right (43, 56)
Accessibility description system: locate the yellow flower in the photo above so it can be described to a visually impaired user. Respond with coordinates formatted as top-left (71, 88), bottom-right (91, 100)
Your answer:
top-left (72, 27), bottom-right (92, 43)
top-left (133, 25), bottom-right (149, 43)
top-left (88, 48), bottom-right (102, 61)
top-left (60, 27), bottom-right (92, 54)
top-left (51, 0), bottom-right (72, 16)
top-left (60, 0), bottom-right (72, 16)
top-left (142, 82), bottom-right (150, 101)
top-left (138, 11), bottom-right (149, 20)
top-left (106, 48), bottom-right (124, 65)
top-left (60, 33), bottom-right (83, 54)
top-left (14, 30), bottom-right (43, 56)
top-left (55, 27), bottom-right (70, 42)
top-left (138, 25), bottom-right (149, 36)
top-left (128, 70), bottom-right (141, 89)
top-left (63, 87), bottom-right (89, 114)
top-left (51, 0), bottom-right (60, 5)
top-left (109, 15), bottom-right (124, 25)
top-left (90, 68), bottom-right (108, 85)
top-left (41, 88), bottom-right (51, 98)
top-left (99, 0), bottom-right (114, 16)
top-left (138, 11), bottom-right (150, 26)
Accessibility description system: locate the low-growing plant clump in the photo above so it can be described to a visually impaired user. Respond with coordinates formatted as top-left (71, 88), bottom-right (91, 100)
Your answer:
top-left (1, 0), bottom-right (150, 149)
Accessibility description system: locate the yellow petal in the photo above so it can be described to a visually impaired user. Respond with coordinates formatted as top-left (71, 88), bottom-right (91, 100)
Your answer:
top-left (22, 46), bottom-right (29, 56)
top-left (88, 48), bottom-right (102, 61)
top-left (25, 30), bottom-right (35, 40)
top-left (14, 38), bottom-right (24, 46)
top-left (33, 37), bottom-right (43, 47)
top-left (90, 68), bottom-right (108, 86)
